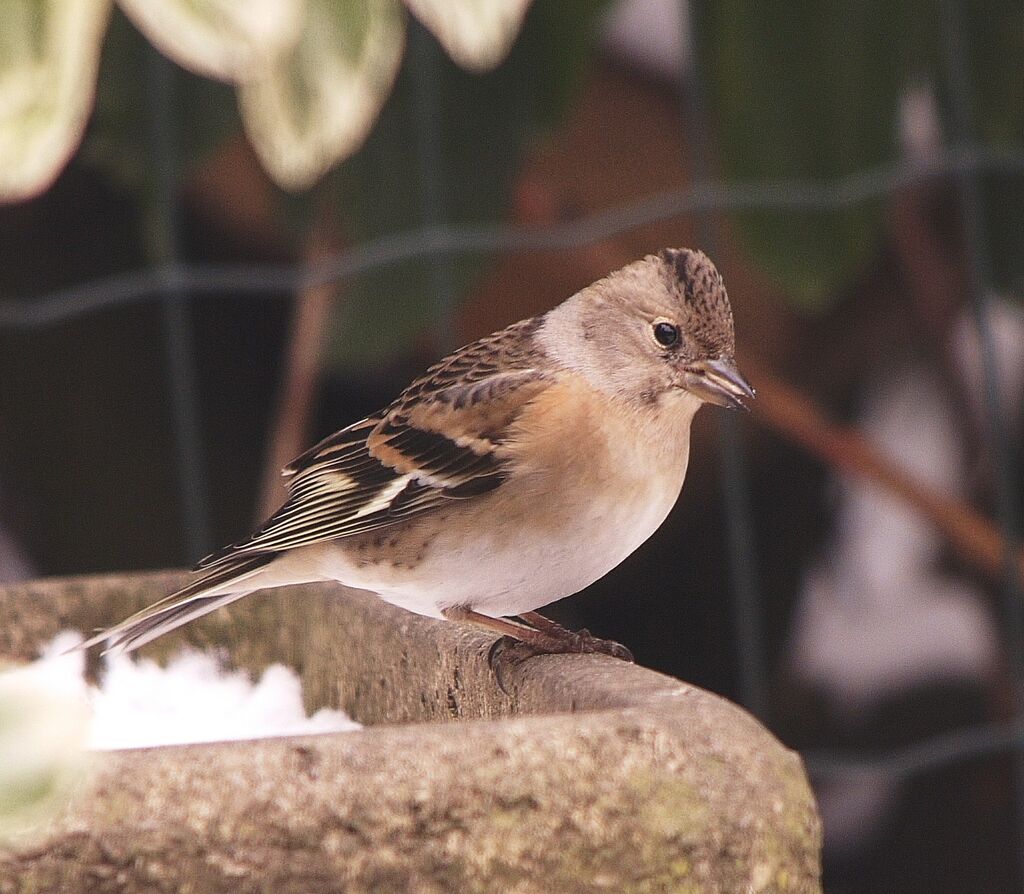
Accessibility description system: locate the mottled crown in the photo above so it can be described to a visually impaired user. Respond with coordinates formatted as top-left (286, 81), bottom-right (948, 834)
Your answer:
top-left (657, 248), bottom-right (735, 357)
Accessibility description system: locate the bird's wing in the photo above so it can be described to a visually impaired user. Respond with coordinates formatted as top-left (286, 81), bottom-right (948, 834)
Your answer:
top-left (80, 318), bottom-right (551, 654)
top-left (197, 320), bottom-right (549, 570)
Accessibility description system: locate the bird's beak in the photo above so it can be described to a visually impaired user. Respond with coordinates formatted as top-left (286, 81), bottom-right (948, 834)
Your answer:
top-left (682, 358), bottom-right (755, 410)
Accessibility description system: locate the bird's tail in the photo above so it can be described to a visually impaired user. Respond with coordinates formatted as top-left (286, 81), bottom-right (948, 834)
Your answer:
top-left (79, 553), bottom-right (276, 654)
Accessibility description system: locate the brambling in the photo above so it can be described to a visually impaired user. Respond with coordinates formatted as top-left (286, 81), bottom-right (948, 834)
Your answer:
top-left (82, 249), bottom-right (753, 661)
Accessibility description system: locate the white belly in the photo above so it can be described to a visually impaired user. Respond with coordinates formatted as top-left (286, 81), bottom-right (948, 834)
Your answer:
top-left (464, 477), bottom-right (684, 617)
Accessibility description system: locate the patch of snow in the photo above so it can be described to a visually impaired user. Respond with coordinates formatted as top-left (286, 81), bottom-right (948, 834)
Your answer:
top-left (21, 632), bottom-right (359, 751)
top-left (789, 366), bottom-right (1000, 718)
top-left (793, 565), bottom-right (998, 719)
top-left (787, 297), bottom-right (1024, 850)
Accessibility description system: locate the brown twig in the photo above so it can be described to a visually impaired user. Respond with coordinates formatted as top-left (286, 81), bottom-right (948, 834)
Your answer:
top-left (743, 355), bottom-right (1024, 586)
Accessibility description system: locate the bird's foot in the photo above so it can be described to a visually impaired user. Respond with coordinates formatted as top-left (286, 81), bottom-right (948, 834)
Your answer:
top-left (488, 628), bottom-right (632, 662)
top-left (442, 606), bottom-right (634, 693)
top-left (486, 623), bottom-right (633, 672)
top-left (565, 627), bottom-right (635, 661)
top-left (516, 611), bottom-right (634, 662)
top-left (486, 627), bottom-right (634, 693)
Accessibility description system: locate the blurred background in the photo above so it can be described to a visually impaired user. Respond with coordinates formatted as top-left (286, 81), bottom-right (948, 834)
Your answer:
top-left (1, 0), bottom-right (1022, 890)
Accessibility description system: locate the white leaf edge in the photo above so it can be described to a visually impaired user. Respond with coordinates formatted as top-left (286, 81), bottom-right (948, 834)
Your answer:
top-left (0, 0), bottom-right (114, 204)
top-left (239, 0), bottom-right (407, 192)
top-left (117, 0), bottom-right (306, 83)
top-left (404, 0), bottom-right (532, 72)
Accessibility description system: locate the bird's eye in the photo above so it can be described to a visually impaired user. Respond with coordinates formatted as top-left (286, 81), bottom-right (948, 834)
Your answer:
top-left (653, 321), bottom-right (680, 347)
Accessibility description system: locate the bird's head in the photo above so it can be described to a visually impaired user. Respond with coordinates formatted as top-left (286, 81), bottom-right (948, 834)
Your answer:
top-left (541, 248), bottom-right (755, 411)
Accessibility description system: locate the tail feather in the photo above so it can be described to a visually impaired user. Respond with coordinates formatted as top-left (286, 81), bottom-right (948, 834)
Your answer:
top-left (79, 553), bottom-right (276, 654)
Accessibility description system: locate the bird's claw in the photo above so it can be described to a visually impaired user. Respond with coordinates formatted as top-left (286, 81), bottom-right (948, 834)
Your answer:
top-left (486, 626), bottom-right (635, 692)
top-left (568, 628), bottom-right (635, 662)
top-left (487, 636), bottom-right (538, 693)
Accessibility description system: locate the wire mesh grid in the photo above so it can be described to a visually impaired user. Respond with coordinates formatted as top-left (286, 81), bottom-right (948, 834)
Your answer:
top-left (2, 0), bottom-right (1023, 883)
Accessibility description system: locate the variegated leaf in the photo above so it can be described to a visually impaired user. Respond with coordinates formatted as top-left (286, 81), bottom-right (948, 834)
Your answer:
top-left (239, 0), bottom-right (405, 191)
top-left (117, 0), bottom-right (305, 82)
top-left (0, 0), bottom-right (112, 203)
top-left (404, 0), bottom-right (532, 71)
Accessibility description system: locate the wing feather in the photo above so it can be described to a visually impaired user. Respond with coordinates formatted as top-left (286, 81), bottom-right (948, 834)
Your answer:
top-left (197, 318), bottom-right (550, 570)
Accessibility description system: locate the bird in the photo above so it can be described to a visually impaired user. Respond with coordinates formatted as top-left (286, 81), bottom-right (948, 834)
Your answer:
top-left (81, 248), bottom-right (753, 661)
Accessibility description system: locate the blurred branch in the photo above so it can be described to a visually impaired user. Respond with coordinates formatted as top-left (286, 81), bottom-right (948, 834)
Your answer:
top-left (0, 0), bottom-right (112, 202)
top-left (744, 356), bottom-right (1024, 586)
top-left (256, 214), bottom-right (340, 520)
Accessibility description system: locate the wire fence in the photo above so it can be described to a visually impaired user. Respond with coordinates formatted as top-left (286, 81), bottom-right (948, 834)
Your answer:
top-left (3, 147), bottom-right (1021, 330)
top-left (3, 0), bottom-right (1024, 882)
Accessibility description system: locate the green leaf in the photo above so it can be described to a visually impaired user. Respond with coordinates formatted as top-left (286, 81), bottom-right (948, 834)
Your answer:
top-left (0, 0), bottom-right (113, 203)
top-left (116, 0), bottom-right (306, 83)
top-left (696, 0), bottom-right (1024, 308)
top-left (696, 0), bottom-right (917, 308)
top-left (405, 0), bottom-right (533, 72)
top-left (239, 0), bottom-right (407, 191)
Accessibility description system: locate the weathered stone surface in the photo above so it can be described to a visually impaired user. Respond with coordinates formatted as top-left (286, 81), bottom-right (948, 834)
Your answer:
top-left (0, 571), bottom-right (821, 893)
